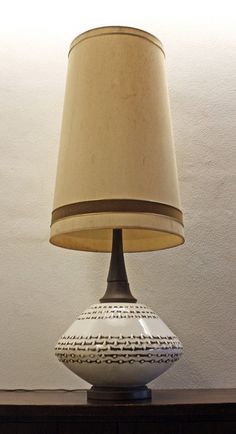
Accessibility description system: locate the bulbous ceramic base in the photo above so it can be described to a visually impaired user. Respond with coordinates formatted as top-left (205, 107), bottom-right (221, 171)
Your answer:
top-left (55, 302), bottom-right (183, 399)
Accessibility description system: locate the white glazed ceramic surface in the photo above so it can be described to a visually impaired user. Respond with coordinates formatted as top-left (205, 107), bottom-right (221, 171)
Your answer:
top-left (55, 303), bottom-right (183, 387)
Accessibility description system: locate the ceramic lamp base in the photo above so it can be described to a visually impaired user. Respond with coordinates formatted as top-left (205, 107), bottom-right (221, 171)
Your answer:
top-left (55, 302), bottom-right (183, 399)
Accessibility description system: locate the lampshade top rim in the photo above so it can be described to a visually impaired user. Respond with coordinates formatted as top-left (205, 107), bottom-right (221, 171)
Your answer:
top-left (69, 26), bottom-right (164, 56)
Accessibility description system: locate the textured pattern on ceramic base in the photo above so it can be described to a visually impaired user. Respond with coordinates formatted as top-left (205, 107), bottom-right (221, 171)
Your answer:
top-left (76, 303), bottom-right (159, 320)
top-left (55, 303), bottom-right (183, 387)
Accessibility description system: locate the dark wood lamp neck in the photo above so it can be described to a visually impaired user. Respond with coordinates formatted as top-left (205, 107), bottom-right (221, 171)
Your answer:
top-left (100, 229), bottom-right (137, 303)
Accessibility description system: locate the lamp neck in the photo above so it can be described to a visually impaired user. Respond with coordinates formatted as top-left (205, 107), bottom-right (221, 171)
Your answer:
top-left (100, 229), bottom-right (137, 303)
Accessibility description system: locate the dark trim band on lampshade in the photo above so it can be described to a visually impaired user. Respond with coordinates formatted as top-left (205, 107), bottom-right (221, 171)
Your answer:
top-left (51, 199), bottom-right (183, 226)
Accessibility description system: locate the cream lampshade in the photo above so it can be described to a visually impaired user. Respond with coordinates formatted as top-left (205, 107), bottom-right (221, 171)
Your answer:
top-left (51, 26), bottom-right (184, 401)
top-left (50, 26), bottom-right (184, 253)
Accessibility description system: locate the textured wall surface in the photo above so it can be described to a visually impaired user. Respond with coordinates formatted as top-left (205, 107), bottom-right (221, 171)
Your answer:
top-left (0, 0), bottom-right (235, 389)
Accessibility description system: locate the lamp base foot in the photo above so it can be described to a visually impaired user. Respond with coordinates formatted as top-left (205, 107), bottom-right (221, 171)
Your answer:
top-left (87, 385), bottom-right (151, 401)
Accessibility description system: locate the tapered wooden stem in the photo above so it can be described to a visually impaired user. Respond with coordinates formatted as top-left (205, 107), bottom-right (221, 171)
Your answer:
top-left (100, 229), bottom-right (137, 303)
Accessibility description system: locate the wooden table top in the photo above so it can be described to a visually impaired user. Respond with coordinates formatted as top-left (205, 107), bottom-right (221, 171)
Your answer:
top-left (0, 389), bottom-right (235, 418)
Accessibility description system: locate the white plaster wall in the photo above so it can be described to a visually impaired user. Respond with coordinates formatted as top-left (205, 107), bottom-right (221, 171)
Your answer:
top-left (0, 0), bottom-right (235, 389)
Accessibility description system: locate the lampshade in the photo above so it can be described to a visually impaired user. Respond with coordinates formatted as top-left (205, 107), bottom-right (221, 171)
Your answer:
top-left (50, 26), bottom-right (184, 252)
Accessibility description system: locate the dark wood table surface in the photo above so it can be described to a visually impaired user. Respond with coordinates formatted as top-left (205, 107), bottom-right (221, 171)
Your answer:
top-left (0, 389), bottom-right (235, 433)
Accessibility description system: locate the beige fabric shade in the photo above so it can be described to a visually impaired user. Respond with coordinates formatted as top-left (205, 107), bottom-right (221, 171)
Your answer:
top-left (50, 26), bottom-right (184, 252)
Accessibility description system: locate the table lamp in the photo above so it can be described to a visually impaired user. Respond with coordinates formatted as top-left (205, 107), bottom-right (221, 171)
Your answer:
top-left (50, 26), bottom-right (184, 401)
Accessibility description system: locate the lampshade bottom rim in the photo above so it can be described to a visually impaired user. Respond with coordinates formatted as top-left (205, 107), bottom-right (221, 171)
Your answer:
top-left (50, 228), bottom-right (184, 253)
